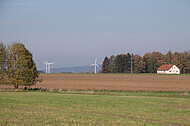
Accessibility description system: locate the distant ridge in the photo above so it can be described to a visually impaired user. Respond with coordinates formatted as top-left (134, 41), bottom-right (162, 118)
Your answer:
top-left (42, 65), bottom-right (102, 73)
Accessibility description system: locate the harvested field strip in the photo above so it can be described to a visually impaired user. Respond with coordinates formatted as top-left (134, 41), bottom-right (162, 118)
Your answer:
top-left (36, 74), bottom-right (190, 91)
top-left (1, 74), bottom-right (190, 91)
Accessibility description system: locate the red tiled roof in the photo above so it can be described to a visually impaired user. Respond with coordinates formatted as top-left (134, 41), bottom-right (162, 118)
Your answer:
top-left (157, 64), bottom-right (174, 71)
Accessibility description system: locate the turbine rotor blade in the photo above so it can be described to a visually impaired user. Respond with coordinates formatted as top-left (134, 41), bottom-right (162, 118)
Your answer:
top-left (49, 62), bottom-right (55, 64)
top-left (96, 64), bottom-right (101, 69)
top-left (90, 64), bottom-right (95, 67)
top-left (44, 60), bottom-right (48, 63)
top-left (42, 60), bottom-right (47, 64)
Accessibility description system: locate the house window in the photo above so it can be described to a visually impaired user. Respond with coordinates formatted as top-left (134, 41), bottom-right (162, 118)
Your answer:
top-left (169, 70), bottom-right (171, 72)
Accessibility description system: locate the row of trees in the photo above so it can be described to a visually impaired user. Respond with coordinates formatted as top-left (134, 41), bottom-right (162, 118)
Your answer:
top-left (0, 42), bottom-right (39, 88)
top-left (102, 51), bottom-right (190, 74)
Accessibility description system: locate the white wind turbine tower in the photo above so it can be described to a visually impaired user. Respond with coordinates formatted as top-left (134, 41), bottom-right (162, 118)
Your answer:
top-left (90, 58), bottom-right (101, 74)
top-left (42, 61), bottom-right (48, 73)
top-left (42, 60), bottom-right (55, 73)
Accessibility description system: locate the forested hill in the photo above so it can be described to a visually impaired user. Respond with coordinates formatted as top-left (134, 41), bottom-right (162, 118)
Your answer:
top-left (46, 65), bottom-right (102, 73)
top-left (102, 51), bottom-right (190, 74)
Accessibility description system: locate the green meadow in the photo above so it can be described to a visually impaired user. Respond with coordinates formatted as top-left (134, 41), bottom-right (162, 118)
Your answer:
top-left (0, 91), bottom-right (190, 126)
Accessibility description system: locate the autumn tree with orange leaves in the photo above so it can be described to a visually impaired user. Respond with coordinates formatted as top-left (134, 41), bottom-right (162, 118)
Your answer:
top-left (102, 51), bottom-right (190, 74)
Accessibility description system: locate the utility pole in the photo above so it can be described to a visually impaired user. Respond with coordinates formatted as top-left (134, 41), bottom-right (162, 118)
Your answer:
top-left (131, 53), bottom-right (133, 74)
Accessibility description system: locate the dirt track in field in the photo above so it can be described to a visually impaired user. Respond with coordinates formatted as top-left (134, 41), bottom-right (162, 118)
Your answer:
top-left (33, 74), bottom-right (190, 91)
top-left (1, 74), bottom-right (190, 91)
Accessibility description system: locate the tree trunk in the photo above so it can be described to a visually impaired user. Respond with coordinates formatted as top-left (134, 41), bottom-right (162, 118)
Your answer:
top-left (14, 85), bottom-right (18, 89)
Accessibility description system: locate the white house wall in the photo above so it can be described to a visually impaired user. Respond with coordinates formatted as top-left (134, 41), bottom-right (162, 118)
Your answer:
top-left (157, 65), bottom-right (180, 74)
top-left (157, 71), bottom-right (167, 74)
top-left (166, 65), bottom-right (180, 74)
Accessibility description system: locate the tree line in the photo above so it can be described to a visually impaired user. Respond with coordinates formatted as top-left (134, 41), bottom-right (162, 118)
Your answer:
top-left (0, 42), bottom-right (39, 89)
top-left (102, 51), bottom-right (190, 74)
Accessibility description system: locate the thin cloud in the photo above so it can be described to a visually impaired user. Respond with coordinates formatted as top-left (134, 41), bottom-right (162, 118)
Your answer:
top-left (0, 3), bottom-right (39, 6)
top-left (18, 9), bottom-right (56, 13)
top-left (102, 18), bottom-right (136, 23)
top-left (0, 21), bottom-right (45, 26)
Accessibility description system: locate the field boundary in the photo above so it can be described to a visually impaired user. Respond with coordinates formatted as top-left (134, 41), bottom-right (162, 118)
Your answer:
top-left (0, 88), bottom-right (190, 98)
top-left (40, 73), bottom-right (190, 75)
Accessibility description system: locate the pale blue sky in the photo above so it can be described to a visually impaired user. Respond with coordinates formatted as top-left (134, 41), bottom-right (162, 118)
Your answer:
top-left (0, 0), bottom-right (190, 70)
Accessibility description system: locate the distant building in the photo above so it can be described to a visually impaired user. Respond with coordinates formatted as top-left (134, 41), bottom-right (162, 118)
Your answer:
top-left (157, 64), bottom-right (180, 74)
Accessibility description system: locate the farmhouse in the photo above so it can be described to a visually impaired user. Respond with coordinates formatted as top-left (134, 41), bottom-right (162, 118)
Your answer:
top-left (157, 64), bottom-right (180, 74)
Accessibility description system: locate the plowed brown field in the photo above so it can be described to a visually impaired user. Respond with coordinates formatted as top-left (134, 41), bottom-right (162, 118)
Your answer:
top-left (1, 74), bottom-right (190, 91)
top-left (37, 74), bottom-right (190, 91)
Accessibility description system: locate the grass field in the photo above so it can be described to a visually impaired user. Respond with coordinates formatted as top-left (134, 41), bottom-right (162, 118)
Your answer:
top-left (0, 74), bottom-right (189, 125)
top-left (0, 91), bottom-right (190, 126)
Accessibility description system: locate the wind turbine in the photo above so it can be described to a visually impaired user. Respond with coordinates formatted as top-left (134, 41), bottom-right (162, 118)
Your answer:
top-left (90, 58), bottom-right (101, 74)
top-left (42, 61), bottom-right (48, 73)
top-left (42, 60), bottom-right (55, 73)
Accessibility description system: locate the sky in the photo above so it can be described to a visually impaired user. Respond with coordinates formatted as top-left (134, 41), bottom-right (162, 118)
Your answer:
top-left (0, 0), bottom-right (190, 70)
